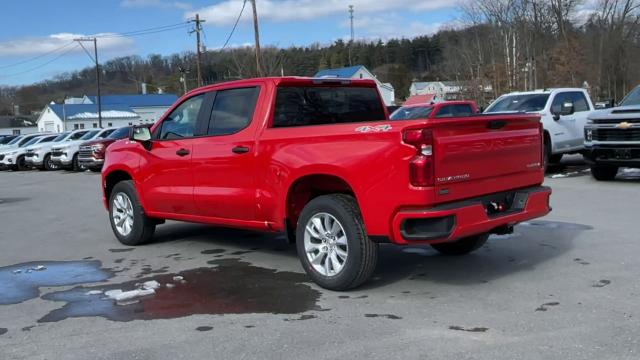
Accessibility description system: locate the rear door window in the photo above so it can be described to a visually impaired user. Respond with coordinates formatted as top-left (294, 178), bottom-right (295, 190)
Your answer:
top-left (207, 87), bottom-right (260, 136)
top-left (272, 86), bottom-right (386, 127)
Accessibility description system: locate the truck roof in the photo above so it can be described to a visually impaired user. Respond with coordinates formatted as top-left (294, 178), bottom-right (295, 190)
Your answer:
top-left (501, 88), bottom-right (588, 96)
top-left (189, 77), bottom-right (379, 97)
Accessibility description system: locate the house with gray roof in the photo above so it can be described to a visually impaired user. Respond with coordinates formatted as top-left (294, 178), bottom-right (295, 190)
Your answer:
top-left (0, 115), bottom-right (38, 136)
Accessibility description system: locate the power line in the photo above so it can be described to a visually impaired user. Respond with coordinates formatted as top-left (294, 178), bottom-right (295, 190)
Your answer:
top-left (96, 23), bottom-right (190, 39)
top-left (0, 44), bottom-right (80, 78)
top-left (221, 0), bottom-right (248, 50)
top-left (0, 42), bottom-right (76, 69)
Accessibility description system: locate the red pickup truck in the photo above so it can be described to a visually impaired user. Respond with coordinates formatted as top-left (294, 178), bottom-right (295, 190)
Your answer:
top-left (102, 77), bottom-right (551, 290)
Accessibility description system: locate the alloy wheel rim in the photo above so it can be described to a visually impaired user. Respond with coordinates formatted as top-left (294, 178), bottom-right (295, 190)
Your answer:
top-left (303, 212), bottom-right (348, 277)
top-left (112, 192), bottom-right (134, 236)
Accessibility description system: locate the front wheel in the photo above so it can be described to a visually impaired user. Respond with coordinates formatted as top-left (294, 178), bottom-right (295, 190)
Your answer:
top-left (16, 156), bottom-right (28, 171)
top-left (72, 154), bottom-right (82, 172)
top-left (590, 164), bottom-right (618, 181)
top-left (109, 180), bottom-right (156, 246)
top-left (430, 234), bottom-right (489, 255)
top-left (296, 194), bottom-right (378, 291)
top-left (43, 154), bottom-right (57, 171)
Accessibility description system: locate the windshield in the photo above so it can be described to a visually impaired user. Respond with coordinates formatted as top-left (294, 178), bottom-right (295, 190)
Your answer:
top-left (485, 94), bottom-right (550, 113)
top-left (80, 130), bottom-right (100, 140)
top-left (7, 136), bottom-right (23, 145)
top-left (107, 127), bottom-right (130, 139)
top-left (22, 137), bottom-right (42, 147)
top-left (98, 129), bottom-right (116, 139)
top-left (619, 86), bottom-right (640, 106)
top-left (69, 131), bottom-right (88, 140)
top-left (53, 132), bottom-right (71, 142)
top-left (390, 105), bottom-right (433, 120)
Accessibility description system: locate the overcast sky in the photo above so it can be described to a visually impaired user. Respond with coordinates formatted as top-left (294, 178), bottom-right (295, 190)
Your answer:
top-left (0, 0), bottom-right (460, 86)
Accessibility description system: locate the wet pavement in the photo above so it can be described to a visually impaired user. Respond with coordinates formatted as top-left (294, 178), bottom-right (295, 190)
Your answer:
top-left (1, 159), bottom-right (639, 360)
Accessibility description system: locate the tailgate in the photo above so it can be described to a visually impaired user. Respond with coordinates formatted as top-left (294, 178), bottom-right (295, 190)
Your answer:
top-left (432, 114), bottom-right (543, 203)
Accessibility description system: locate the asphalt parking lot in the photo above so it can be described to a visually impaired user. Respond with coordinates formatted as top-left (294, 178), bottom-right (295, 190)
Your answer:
top-left (1, 158), bottom-right (639, 360)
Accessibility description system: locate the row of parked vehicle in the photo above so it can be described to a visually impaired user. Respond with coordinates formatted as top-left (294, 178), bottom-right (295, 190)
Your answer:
top-left (0, 126), bottom-right (131, 172)
top-left (389, 85), bottom-right (640, 180)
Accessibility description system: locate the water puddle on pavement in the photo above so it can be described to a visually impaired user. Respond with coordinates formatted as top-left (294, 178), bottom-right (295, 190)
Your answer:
top-left (38, 259), bottom-right (321, 323)
top-left (0, 261), bottom-right (114, 305)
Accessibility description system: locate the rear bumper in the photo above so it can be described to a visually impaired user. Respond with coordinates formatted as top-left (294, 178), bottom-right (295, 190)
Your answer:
top-left (389, 186), bottom-right (552, 245)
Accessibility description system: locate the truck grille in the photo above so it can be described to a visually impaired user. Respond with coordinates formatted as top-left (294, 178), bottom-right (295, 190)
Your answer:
top-left (78, 147), bottom-right (93, 158)
top-left (25, 149), bottom-right (35, 158)
top-left (592, 118), bottom-right (640, 124)
top-left (592, 128), bottom-right (640, 142)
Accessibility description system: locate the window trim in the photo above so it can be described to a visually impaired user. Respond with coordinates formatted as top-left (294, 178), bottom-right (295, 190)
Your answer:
top-left (202, 86), bottom-right (260, 137)
top-left (153, 93), bottom-right (209, 141)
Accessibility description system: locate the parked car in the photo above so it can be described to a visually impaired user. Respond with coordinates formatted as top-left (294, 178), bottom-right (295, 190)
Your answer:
top-left (102, 77), bottom-right (551, 290)
top-left (0, 133), bottom-right (51, 171)
top-left (51, 128), bottom-right (116, 171)
top-left (0, 134), bottom-right (57, 171)
top-left (24, 130), bottom-right (87, 170)
top-left (78, 126), bottom-right (132, 172)
top-left (484, 88), bottom-right (595, 168)
top-left (390, 101), bottom-right (479, 120)
top-left (584, 85), bottom-right (640, 180)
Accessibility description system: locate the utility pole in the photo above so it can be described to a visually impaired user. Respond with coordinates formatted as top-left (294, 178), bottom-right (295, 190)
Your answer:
top-left (250, 0), bottom-right (263, 77)
top-left (74, 37), bottom-right (102, 128)
top-left (189, 14), bottom-right (205, 87)
top-left (178, 66), bottom-right (190, 95)
top-left (348, 5), bottom-right (354, 66)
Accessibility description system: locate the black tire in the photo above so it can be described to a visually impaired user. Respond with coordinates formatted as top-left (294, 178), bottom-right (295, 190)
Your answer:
top-left (43, 154), bottom-right (55, 171)
top-left (71, 154), bottom-right (81, 172)
top-left (89, 167), bottom-right (101, 173)
top-left (549, 153), bottom-right (563, 164)
top-left (543, 137), bottom-right (551, 172)
top-left (16, 155), bottom-right (28, 171)
top-left (108, 180), bottom-right (156, 246)
top-left (295, 194), bottom-right (378, 291)
top-left (590, 164), bottom-right (618, 181)
top-left (430, 233), bottom-right (489, 256)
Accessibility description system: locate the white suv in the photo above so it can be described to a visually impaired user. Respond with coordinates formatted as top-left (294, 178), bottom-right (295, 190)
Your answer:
top-left (24, 130), bottom-right (88, 170)
top-left (484, 88), bottom-right (595, 167)
top-left (51, 128), bottom-right (117, 171)
top-left (0, 134), bottom-right (55, 171)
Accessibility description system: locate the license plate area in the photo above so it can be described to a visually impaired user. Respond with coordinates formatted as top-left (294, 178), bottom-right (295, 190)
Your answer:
top-left (482, 191), bottom-right (528, 217)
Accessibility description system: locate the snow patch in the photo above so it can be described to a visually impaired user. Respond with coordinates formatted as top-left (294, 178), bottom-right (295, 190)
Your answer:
top-left (85, 290), bottom-right (103, 295)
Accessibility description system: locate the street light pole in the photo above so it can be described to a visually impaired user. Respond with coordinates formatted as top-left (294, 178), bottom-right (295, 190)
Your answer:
top-left (74, 37), bottom-right (102, 128)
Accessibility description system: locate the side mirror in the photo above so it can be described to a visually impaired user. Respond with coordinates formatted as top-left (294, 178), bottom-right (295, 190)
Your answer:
top-left (560, 102), bottom-right (574, 116)
top-left (129, 126), bottom-right (152, 150)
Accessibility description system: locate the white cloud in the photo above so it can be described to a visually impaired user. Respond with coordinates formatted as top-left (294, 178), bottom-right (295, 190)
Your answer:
top-left (0, 33), bottom-right (134, 57)
top-left (121, 0), bottom-right (192, 10)
top-left (344, 14), bottom-right (446, 40)
top-left (188, 0), bottom-right (454, 26)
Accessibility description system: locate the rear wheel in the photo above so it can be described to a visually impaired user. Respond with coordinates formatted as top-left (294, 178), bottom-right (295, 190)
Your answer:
top-left (549, 153), bottom-right (563, 164)
top-left (109, 180), bottom-right (156, 246)
top-left (430, 234), bottom-right (489, 255)
top-left (590, 164), bottom-right (618, 181)
top-left (296, 194), bottom-right (378, 290)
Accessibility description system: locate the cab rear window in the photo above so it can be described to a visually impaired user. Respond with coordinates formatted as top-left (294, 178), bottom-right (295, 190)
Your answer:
top-left (272, 86), bottom-right (386, 127)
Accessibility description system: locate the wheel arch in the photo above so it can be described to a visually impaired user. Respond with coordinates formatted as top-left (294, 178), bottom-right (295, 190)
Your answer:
top-left (104, 169), bottom-right (134, 204)
top-left (284, 173), bottom-right (358, 240)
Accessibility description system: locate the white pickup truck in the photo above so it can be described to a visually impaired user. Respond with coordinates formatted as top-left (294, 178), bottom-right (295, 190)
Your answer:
top-left (484, 88), bottom-right (594, 167)
top-left (50, 128), bottom-right (116, 171)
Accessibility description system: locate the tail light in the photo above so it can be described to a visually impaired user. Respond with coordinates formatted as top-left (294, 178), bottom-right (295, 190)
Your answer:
top-left (403, 128), bottom-right (434, 186)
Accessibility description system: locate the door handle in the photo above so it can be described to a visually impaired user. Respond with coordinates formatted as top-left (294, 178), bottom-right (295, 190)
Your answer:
top-left (487, 120), bottom-right (507, 129)
top-left (176, 148), bottom-right (190, 157)
top-left (232, 146), bottom-right (250, 154)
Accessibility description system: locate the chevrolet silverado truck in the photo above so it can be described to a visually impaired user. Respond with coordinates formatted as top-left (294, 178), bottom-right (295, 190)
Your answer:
top-left (102, 77), bottom-right (552, 290)
top-left (484, 88), bottom-right (594, 169)
top-left (584, 85), bottom-right (640, 180)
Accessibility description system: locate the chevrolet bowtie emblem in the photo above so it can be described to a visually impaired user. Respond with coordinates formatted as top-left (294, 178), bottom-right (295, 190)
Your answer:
top-left (616, 121), bottom-right (632, 129)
